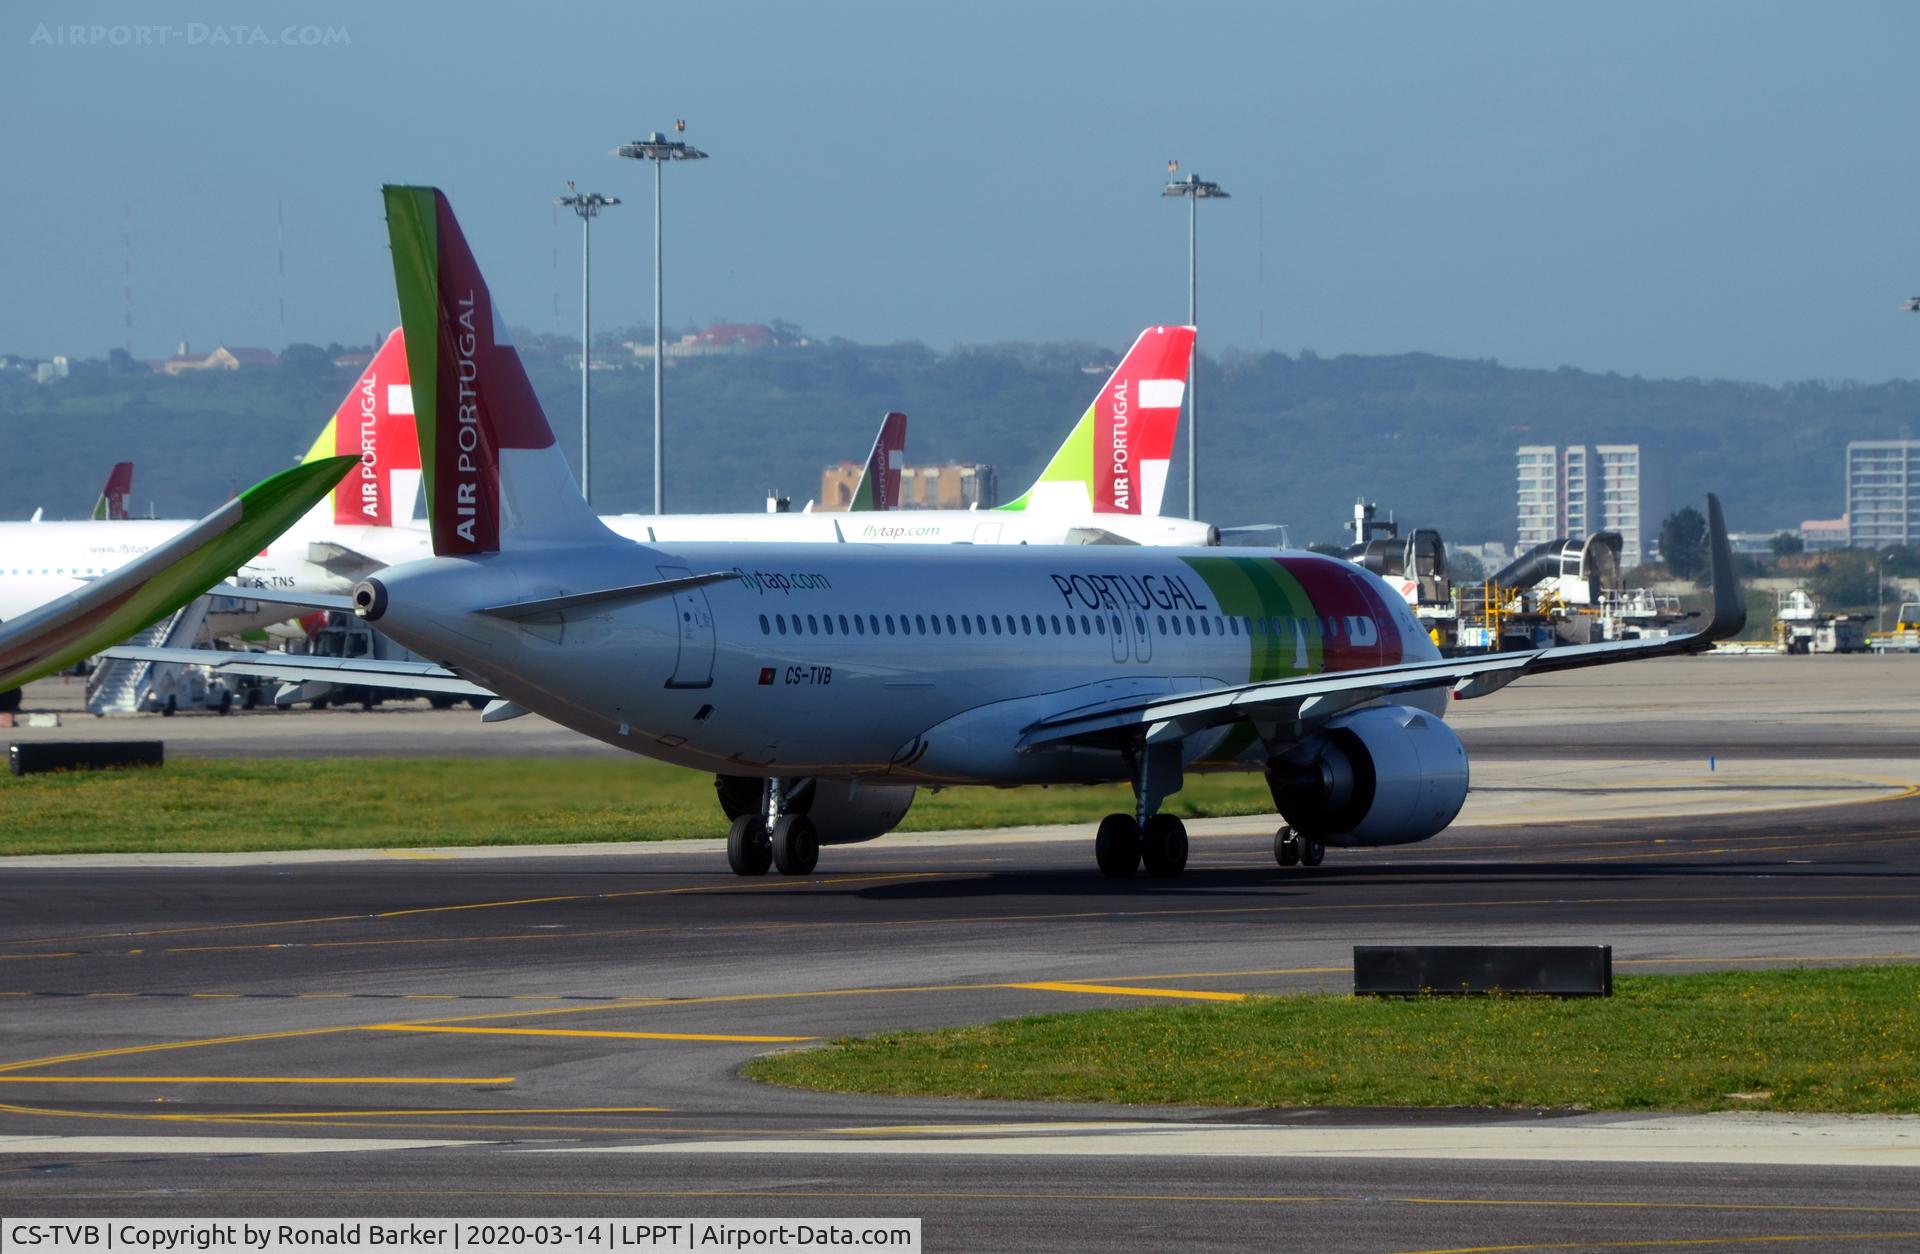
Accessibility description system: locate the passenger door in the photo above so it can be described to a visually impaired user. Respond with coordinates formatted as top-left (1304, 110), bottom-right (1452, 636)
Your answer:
top-left (657, 564), bottom-right (716, 689)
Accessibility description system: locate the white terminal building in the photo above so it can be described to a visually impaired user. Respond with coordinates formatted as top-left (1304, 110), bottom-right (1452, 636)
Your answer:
top-left (1846, 440), bottom-right (1920, 547)
top-left (1516, 443), bottom-right (1666, 569)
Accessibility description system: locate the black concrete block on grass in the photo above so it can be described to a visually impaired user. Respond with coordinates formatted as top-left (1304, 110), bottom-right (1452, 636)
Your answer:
top-left (1354, 944), bottom-right (1611, 997)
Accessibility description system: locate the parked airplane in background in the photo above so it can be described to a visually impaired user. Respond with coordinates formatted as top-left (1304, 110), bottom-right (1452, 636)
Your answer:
top-left (92, 462), bottom-right (135, 520)
top-left (0, 329), bottom-right (425, 632)
top-left (594, 325), bottom-right (1212, 547)
top-left (839, 411), bottom-right (903, 511)
top-left (124, 186), bottom-right (1746, 881)
top-left (1, 456), bottom-right (356, 703)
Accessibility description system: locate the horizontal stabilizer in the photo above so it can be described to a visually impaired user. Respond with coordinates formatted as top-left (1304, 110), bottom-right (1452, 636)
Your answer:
top-left (98, 645), bottom-right (490, 698)
top-left (306, 540), bottom-right (388, 578)
top-left (475, 570), bottom-right (735, 623)
top-left (212, 583), bottom-right (356, 613)
top-left (1063, 527), bottom-right (1142, 546)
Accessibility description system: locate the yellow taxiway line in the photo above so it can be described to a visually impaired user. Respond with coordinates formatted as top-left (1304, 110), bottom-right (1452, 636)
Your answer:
top-left (1009, 981), bottom-right (1246, 1002)
top-left (362, 1024), bottom-right (816, 1044)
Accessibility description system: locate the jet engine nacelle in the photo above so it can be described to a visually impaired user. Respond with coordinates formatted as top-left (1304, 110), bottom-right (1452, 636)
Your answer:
top-left (1265, 704), bottom-right (1468, 847)
top-left (714, 775), bottom-right (916, 846)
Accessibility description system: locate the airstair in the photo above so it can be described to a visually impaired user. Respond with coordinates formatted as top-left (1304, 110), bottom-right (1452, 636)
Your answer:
top-left (85, 596), bottom-right (212, 716)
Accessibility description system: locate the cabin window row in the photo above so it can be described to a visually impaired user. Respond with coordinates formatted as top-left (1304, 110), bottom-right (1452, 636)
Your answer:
top-left (755, 610), bottom-right (1372, 641)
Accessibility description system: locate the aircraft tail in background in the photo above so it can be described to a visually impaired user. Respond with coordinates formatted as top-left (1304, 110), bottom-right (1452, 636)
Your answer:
top-left (295, 328), bottom-right (422, 532)
top-left (998, 325), bottom-right (1194, 518)
top-left (92, 462), bottom-right (134, 520)
top-left (845, 411), bottom-right (907, 512)
top-left (384, 184), bottom-right (612, 556)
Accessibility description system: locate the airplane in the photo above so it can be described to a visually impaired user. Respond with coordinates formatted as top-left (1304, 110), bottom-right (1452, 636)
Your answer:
top-left (0, 455), bottom-right (356, 700)
top-left (590, 324), bottom-right (1213, 547)
top-left (0, 329), bottom-right (426, 630)
top-left (115, 185), bottom-right (1748, 881)
top-left (92, 462), bottom-right (135, 520)
top-left (840, 411), bottom-right (903, 511)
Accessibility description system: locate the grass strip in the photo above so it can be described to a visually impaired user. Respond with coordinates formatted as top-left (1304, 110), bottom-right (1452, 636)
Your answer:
top-left (743, 966), bottom-right (1920, 1114)
top-left (0, 756), bottom-right (1275, 856)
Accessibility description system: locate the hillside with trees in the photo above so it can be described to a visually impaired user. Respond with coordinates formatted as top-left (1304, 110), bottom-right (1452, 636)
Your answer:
top-left (3, 337), bottom-right (1916, 547)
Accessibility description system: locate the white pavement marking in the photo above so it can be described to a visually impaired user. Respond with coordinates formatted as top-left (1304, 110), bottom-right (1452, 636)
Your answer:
top-left (534, 1113), bottom-right (1920, 1169)
top-left (0, 1134), bottom-right (490, 1155)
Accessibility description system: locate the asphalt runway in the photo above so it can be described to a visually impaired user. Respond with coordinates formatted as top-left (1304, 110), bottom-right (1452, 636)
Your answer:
top-left (3, 792), bottom-right (1919, 1250)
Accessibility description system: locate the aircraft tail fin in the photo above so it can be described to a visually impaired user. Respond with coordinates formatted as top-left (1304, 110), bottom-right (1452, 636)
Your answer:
top-left (92, 462), bottom-right (134, 520)
top-left (998, 325), bottom-right (1194, 517)
top-left (846, 411), bottom-right (907, 511)
top-left (384, 184), bottom-right (612, 556)
top-left (293, 328), bottom-right (423, 532)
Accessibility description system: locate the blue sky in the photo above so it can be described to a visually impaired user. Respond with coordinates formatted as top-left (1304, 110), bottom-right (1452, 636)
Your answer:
top-left (3, 0), bottom-right (1917, 383)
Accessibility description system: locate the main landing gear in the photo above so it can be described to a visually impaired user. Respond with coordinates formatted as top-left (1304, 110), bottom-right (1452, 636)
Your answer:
top-left (727, 779), bottom-right (819, 878)
top-left (1273, 826), bottom-right (1325, 869)
top-left (1094, 739), bottom-right (1189, 879)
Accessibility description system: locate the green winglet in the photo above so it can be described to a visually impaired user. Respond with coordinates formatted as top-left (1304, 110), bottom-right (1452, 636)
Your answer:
top-left (0, 455), bottom-right (359, 692)
top-left (383, 185), bottom-right (440, 522)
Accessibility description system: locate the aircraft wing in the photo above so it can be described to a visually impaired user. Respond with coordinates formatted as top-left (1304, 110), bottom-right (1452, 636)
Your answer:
top-left (0, 456), bottom-right (359, 693)
top-left (1021, 495), bottom-right (1745, 752)
top-left (214, 583), bottom-right (357, 612)
top-left (96, 645), bottom-right (492, 698)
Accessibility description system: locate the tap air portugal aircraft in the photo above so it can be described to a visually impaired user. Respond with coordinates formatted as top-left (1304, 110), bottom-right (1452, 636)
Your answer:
top-left (0, 456), bottom-right (356, 702)
top-left (0, 329), bottom-right (429, 635)
top-left (119, 186), bottom-right (1749, 881)
top-left (1, 305), bottom-right (1186, 708)
top-left (322, 324), bottom-right (1209, 550)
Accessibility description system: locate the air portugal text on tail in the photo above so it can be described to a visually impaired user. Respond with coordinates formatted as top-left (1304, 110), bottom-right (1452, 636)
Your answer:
top-left (384, 185), bottom-right (608, 556)
top-left (295, 327), bottom-right (420, 529)
top-left (1001, 325), bottom-right (1193, 517)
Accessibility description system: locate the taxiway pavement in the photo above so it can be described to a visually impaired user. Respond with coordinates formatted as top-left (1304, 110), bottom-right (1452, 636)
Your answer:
top-left (5, 654), bottom-right (1920, 1248)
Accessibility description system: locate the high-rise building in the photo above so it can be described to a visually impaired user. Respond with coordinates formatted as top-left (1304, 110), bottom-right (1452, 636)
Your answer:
top-left (1515, 443), bottom-right (1663, 568)
top-left (1515, 445), bottom-right (1562, 552)
top-left (1846, 440), bottom-right (1920, 547)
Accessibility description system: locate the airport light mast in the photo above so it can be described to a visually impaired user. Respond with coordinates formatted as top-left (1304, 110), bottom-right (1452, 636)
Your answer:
top-left (614, 121), bottom-right (708, 514)
top-left (555, 184), bottom-right (620, 506)
top-left (1162, 165), bottom-right (1229, 520)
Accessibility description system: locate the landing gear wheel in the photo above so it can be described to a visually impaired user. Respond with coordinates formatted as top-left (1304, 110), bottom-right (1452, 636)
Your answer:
top-left (1140, 814), bottom-right (1188, 878)
top-left (770, 815), bottom-right (820, 876)
top-left (1301, 838), bottom-right (1325, 867)
top-left (161, 694), bottom-right (177, 717)
top-left (727, 814), bottom-right (772, 876)
top-left (1095, 813), bottom-right (1142, 878)
top-left (1275, 827), bottom-right (1300, 867)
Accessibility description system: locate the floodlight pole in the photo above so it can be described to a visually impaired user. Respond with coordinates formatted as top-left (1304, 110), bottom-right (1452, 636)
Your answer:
top-left (615, 130), bottom-right (709, 514)
top-left (1163, 171), bottom-right (1229, 520)
top-left (556, 188), bottom-right (619, 505)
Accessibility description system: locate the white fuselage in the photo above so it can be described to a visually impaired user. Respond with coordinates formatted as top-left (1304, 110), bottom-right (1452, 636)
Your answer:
top-left (0, 519), bottom-right (433, 628)
top-left (0, 509), bottom-right (1216, 628)
top-left (363, 540), bottom-right (1442, 787)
